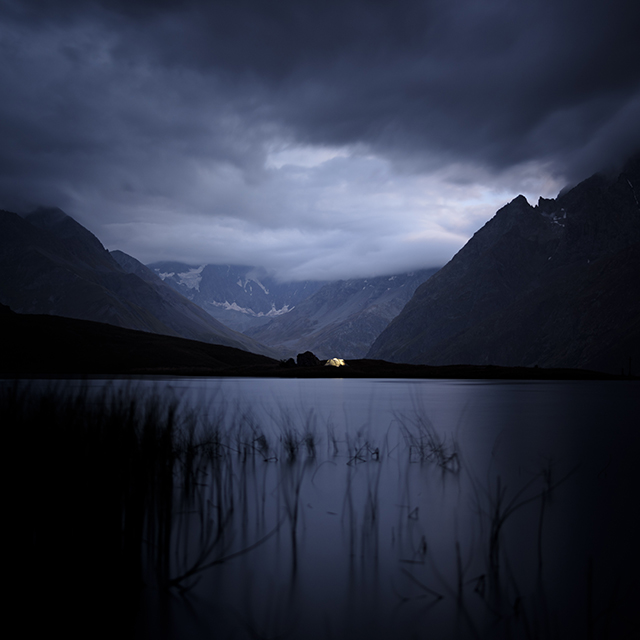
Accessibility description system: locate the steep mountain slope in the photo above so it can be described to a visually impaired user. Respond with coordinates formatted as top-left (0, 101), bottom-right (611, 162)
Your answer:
top-left (368, 155), bottom-right (640, 374)
top-left (148, 261), bottom-right (325, 332)
top-left (0, 208), bottom-right (278, 358)
top-left (109, 250), bottom-right (282, 357)
top-left (245, 269), bottom-right (438, 359)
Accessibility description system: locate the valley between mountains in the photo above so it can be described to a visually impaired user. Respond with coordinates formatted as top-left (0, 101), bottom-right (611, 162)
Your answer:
top-left (1, 154), bottom-right (639, 376)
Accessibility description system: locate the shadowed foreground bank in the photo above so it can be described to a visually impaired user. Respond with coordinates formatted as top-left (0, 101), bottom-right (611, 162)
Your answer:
top-left (1, 307), bottom-right (632, 379)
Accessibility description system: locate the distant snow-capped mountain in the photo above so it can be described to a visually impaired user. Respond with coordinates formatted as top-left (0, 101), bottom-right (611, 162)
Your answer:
top-left (147, 261), bottom-right (440, 360)
top-left (147, 262), bottom-right (326, 332)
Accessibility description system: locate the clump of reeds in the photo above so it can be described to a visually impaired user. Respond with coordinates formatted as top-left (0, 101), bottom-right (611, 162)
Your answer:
top-left (4, 383), bottom-right (324, 603)
top-left (396, 411), bottom-right (459, 472)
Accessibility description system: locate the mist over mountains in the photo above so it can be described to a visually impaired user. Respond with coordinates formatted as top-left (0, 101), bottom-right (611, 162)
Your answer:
top-left (368, 154), bottom-right (640, 375)
top-left (0, 206), bottom-right (438, 363)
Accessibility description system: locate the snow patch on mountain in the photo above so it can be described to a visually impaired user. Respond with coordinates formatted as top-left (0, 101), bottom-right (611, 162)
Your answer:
top-left (539, 203), bottom-right (568, 228)
top-left (266, 303), bottom-right (291, 317)
top-left (236, 276), bottom-right (270, 295)
top-left (210, 301), bottom-right (293, 317)
top-left (252, 278), bottom-right (269, 295)
top-left (178, 265), bottom-right (205, 290)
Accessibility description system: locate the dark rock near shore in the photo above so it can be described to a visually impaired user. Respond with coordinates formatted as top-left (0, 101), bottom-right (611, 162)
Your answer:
top-left (297, 351), bottom-right (321, 366)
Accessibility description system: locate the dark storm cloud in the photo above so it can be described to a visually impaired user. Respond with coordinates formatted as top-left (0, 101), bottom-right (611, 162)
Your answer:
top-left (1, 0), bottom-right (639, 277)
top-left (5, 0), bottom-right (640, 177)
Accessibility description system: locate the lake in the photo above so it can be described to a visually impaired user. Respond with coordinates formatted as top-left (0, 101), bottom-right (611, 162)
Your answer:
top-left (6, 377), bottom-right (639, 639)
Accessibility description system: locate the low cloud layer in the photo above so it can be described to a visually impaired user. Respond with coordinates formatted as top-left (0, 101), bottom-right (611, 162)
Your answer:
top-left (1, 1), bottom-right (639, 279)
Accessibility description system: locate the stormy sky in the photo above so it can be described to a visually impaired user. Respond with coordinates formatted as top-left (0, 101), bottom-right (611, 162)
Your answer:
top-left (1, 1), bottom-right (639, 281)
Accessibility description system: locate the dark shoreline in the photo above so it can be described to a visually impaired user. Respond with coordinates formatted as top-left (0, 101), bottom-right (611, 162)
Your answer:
top-left (2, 309), bottom-right (635, 380)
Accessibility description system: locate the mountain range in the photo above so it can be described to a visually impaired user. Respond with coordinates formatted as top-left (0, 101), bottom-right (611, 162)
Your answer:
top-left (244, 269), bottom-right (438, 359)
top-left (147, 262), bottom-right (437, 359)
top-left (368, 154), bottom-right (640, 375)
top-left (0, 206), bottom-right (434, 363)
top-left (147, 262), bottom-right (326, 332)
top-left (2, 154), bottom-right (638, 375)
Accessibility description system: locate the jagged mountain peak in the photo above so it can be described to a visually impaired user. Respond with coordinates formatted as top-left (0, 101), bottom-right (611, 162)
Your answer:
top-left (367, 157), bottom-right (640, 374)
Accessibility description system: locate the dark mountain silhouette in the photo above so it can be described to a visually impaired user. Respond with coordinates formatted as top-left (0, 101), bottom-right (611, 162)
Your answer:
top-left (368, 155), bottom-right (640, 375)
top-left (0, 207), bottom-right (278, 358)
top-left (1, 303), bottom-right (622, 379)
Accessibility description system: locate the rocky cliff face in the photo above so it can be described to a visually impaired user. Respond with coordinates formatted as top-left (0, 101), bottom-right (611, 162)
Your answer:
top-left (245, 269), bottom-right (438, 359)
top-left (0, 208), bottom-right (278, 358)
top-left (368, 155), bottom-right (640, 374)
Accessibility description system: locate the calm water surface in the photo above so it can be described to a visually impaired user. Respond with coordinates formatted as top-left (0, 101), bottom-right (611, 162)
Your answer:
top-left (11, 377), bottom-right (639, 639)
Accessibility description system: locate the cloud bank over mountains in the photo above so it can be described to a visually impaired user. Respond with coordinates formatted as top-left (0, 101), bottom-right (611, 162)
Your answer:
top-left (1, 0), bottom-right (639, 279)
